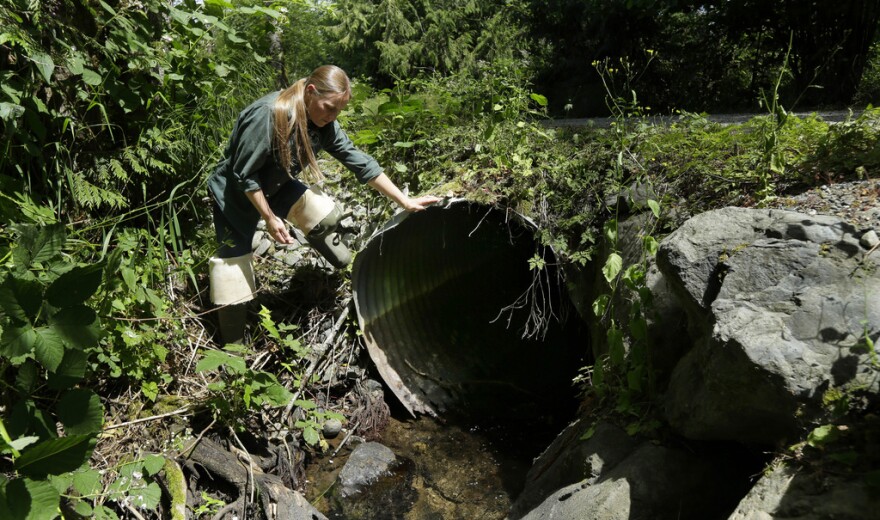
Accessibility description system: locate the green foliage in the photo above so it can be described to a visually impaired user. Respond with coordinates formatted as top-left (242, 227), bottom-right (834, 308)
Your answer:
top-left (197, 343), bottom-right (294, 424)
top-left (331, 0), bottom-right (530, 81)
top-left (0, 223), bottom-right (108, 518)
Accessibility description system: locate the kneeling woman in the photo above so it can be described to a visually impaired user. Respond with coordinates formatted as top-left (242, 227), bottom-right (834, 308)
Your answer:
top-left (208, 65), bottom-right (439, 343)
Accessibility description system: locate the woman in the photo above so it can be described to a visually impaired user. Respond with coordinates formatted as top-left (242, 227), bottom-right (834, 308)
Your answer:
top-left (208, 65), bottom-right (439, 343)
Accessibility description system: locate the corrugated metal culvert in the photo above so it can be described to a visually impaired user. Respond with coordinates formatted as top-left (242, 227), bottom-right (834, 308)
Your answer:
top-left (352, 199), bottom-right (584, 419)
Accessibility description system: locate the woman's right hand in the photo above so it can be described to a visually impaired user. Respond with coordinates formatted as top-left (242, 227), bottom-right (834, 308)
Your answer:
top-left (266, 215), bottom-right (294, 244)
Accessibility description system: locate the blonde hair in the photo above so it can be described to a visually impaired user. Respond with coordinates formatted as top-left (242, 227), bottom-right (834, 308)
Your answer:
top-left (273, 65), bottom-right (352, 184)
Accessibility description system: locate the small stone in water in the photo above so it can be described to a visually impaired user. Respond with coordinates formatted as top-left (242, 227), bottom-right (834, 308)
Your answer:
top-left (323, 418), bottom-right (343, 438)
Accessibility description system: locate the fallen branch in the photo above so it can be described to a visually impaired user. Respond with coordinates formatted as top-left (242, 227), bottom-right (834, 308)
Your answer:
top-left (102, 406), bottom-right (192, 432)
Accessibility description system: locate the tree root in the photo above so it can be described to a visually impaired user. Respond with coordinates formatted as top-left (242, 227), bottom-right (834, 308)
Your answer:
top-left (183, 436), bottom-right (321, 520)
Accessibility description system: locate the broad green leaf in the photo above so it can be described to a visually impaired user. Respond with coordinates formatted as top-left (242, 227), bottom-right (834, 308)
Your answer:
top-left (7, 400), bottom-right (56, 441)
top-left (608, 326), bottom-right (625, 367)
top-left (294, 399), bottom-right (317, 410)
top-left (142, 454), bottom-right (165, 476)
top-left (647, 199), bottom-right (660, 218)
top-left (81, 68), bottom-right (102, 86)
top-left (47, 349), bottom-right (88, 389)
top-left (1, 326), bottom-right (37, 360)
top-left (529, 93), bottom-right (548, 106)
top-left (9, 436), bottom-right (39, 452)
top-left (592, 294), bottom-right (610, 317)
top-left (226, 32), bottom-right (245, 43)
top-left (15, 361), bottom-right (38, 394)
top-left (30, 52), bottom-right (54, 83)
top-left (643, 236), bottom-right (659, 257)
top-left (15, 434), bottom-right (97, 477)
top-left (196, 350), bottom-right (245, 373)
top-left (57, 389), bottom-right (103, 435)
top-left (302, 425), bottom-right (319, 446)
top-left (72, 469), bottom-right (102, 496)
top-left (807, 424), bottom-right (838, 447)
top-left (135, 481), bottom-right (162, 510)
top-left (214, 64), bottom-right (230, 77)
top-left (73, 501), bottom-right (93, 516)
top-left (46, 264), bottom-right (103, 307)
top-left (602, 253), bottom-right (623, 283)
top-left (4, 477), bottom-right (60, 520)
top-left (49, 305), bottom-right (99, 350)
top-left (603, 219), bottom-right (618, 243)
top-left (66, 53), bottom-right (84, 75)
top-left (33, 327), bottom-right (64, 372)
top-left (13, 223), bottom-right (65, 269)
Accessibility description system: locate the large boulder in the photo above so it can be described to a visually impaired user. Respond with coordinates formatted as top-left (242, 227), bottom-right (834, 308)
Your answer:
top-left (514, 441), bottom-right (756, 520)
top-left (728, 462), bottom-right (879, 519)
top-left (657, 207), bottom-right (880, 444)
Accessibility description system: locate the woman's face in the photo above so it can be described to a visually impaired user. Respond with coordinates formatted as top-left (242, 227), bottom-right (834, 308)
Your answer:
top-left (306, 86), bottom-right (350, 127)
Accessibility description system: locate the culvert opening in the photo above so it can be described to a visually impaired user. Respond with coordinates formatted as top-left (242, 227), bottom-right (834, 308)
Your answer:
top-left (352, 199), bottom-right (586, 421)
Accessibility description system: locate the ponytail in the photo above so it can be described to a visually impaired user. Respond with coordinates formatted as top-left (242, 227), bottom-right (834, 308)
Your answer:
top-left (273, 65), bottom-right (352, 184)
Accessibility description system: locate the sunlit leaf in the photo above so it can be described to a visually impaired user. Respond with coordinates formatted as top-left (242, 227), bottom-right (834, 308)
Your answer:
top-left (529, 93), bottom-right (548, 106)
top-left (602, 253), bottom-right (623, 283)
top-left (81, 68), bottom-right (102, 86)
top-left (30, 52), bottom-right (55, 83)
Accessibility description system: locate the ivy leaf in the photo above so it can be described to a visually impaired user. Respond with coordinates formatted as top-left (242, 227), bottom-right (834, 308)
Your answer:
top-left (30, 52), bottom-right (55, 83)
top-left (529, 93), bottom-right (548, 106)
top-left (56, 389), bottom-right (103, 435)
top-left (46, 264), bottom-right (104, 307)
top-left (602, 253), bottom-right (623, 283)
top-left (15, 434), bottom-right (97, 478)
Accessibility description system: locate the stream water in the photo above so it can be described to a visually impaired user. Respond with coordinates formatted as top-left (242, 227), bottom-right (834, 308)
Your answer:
top-left (304, 409), bottom-right (567, 520)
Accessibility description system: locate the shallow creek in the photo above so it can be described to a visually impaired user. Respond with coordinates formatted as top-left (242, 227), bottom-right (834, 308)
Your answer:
top-left (303, 411), bottom-right (561, 519)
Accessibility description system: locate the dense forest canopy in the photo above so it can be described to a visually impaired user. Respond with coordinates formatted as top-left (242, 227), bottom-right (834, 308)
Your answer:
top-left (1, 0), bottom-right (879, 518)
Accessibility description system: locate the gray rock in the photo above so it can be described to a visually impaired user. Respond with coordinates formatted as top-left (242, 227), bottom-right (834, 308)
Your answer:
top-left (516, 443), bottom-right (749, 520)
top-left (254, 237), bottom-right (273, 257)
top-left (509, 421), bottom-right (637, 518)
top-left (860, 229), bottom-right (879, 249)
top-left (728, 463), bottom-right (880, 520)
top-left (322, 418), bottom-right (343, 438)
top-left (337, 441), bottom-right (398, 498)
top-left (658, 207), bottom-right (880, 444)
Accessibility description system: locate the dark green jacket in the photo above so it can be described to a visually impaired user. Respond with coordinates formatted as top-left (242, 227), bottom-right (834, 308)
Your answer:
top-left (208, 91), bottom-right (382, 230)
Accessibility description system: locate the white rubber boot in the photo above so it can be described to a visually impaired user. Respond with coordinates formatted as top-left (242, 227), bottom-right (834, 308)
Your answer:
top-left (209, 254), bottom-right (256, 344)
